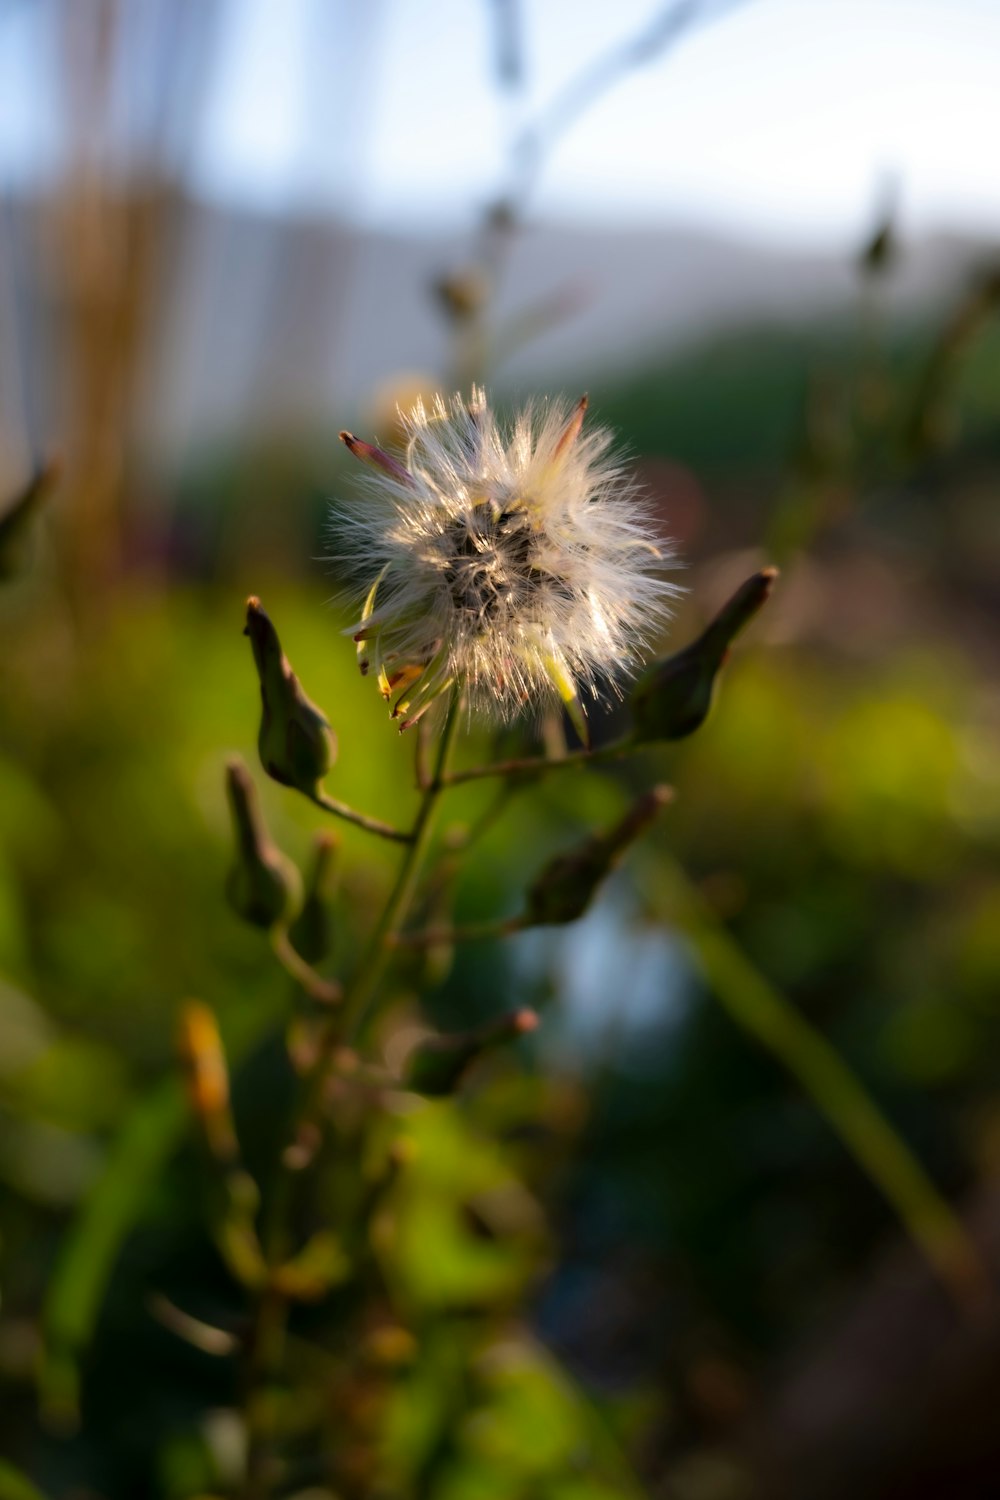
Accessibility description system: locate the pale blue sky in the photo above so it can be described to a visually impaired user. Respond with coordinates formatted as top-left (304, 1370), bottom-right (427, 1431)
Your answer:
top-left (4, 0), bottom-right (1000, 246)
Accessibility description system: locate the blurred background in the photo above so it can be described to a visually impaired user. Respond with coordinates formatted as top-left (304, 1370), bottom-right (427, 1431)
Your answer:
top-left (3, 1), bottom-right (1000, 1497)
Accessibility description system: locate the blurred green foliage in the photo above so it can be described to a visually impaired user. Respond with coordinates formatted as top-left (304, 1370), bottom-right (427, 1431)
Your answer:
top-left (3, 297), bottom-right (1000, 1498)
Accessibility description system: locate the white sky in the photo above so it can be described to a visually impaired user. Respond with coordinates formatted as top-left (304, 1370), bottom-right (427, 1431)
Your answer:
top-left (3, 0), bottom-right (1000, 248)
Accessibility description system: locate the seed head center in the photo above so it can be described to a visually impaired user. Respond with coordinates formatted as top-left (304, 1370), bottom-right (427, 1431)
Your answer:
top-left (441, 499), bottom-right (542, 624)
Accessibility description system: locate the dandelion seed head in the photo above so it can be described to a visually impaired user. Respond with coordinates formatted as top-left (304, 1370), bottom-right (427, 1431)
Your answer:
top-left (332, 387), bottom-right (679, 735)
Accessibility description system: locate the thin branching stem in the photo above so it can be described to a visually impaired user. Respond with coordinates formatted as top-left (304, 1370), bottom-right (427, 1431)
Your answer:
top-left (661, 855), bottom-right (992, 1315)
top-left (414, 716), bottom-right (432, 790)
top-left (390, 915), bottom-right (524, 949)
top-left (341, 692), bottom-right (463, 1043)
top-left (442, 736), bottom-right (634, 786)
top-left (279, 693), bottom-right (464, 1176)
top-left (269, 926), bottom-right (342, 1006)
top-left (309, 790), bottom-right (412, 843)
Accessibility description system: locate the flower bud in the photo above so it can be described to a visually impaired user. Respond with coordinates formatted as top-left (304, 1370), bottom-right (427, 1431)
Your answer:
top-left (224, 758), bottom-right (302, 929)
top-left (177, 1001), bottom-right (238, 1163)
top-left (433, 267), bottom-right (489, 323)
top-left (630, 568), bottom-right (778, 744)
top-left (402, 1008), bottom-right (539, 1097)
top-left (272, 1228), bottom-right (350, 1303)
top-left (524, 786), bottom-right (671, 926)
top-left (288, 832), bottom-right (339, 964)
top-left (0, 462), bottom-right (59, 581)
top-left (244, 597), bottom-right (337, 798)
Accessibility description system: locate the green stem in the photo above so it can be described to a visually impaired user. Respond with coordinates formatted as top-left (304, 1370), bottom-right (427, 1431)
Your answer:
top-left (309, 791), bottom-right (412, 844)
top-left (342, 692), bottom-right (462, 1043)
top-left (270, 925), bottom-right (342, 1006)
top-left (442, 735), bottom-right (632, 786)
top-left (240, 1281), bottom-right (287, 1500)
top-left (390, 915), bottom-right (523, 949)
top-left (282, 693), bottom-right (464, 1170)
top-left (663, 857), bottom-right (991, 1314)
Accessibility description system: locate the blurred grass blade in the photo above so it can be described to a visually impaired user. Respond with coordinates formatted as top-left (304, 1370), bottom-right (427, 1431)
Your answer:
top-left (40, 1081), bottom-right (186, 1428)
top-left (0, 1462), bottom-right (49, 1500)
top-left (663, 858), bottom-right (990, 1314)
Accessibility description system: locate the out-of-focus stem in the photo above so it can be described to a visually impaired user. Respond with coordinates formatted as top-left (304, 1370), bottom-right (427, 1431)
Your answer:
top-left (390, 915), bottom-right (523, 949)
top-left (309, 791), bottom-right (411, 843)
top-left (414, 717), bottom-right (432, 790)
top-left (443, 736), bottom-right (633, 786)
top-left (240, 1281), bottom-right (287, 1500)
top-left (341, 693), bottom-right (462, 1044)
top-left (663, 857), bottom-right (992, 1316)
top-left (269, 926), bottom-right (341, 1006)
top-left (282, 693), bottom-right (463, 1172)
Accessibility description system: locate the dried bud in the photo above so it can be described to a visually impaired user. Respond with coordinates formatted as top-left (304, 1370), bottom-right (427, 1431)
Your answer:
top-left (433, 267), bottom-right (490, 323)
top-left (288, 832), bottom-right (339, 964)
top-left (402, 1008), bottom-right (539, 1098)
top-left (0, 462), bottom-right (59, 581)
top-left (271, 1229), bottom-right (350, 1303)
top-left (244, 597), bottom-right (337, 798)
top-left (524, 786), bottom-right (672, 926)
top-left (177, 1001), bottom-right (238, 1162)
top-left (630, 568), bottom-right (778, 744)
top-left (224, 758), bottom-right (302, 928)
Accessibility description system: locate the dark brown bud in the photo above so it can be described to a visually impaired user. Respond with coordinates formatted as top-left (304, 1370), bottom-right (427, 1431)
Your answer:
top-left (288, 832), bottom-right (339, 965)
top-left (402, 1008), bottom-right (539, 1097)
top-left (0, 462), bottom-right (59, 581)
top-left (224, 758), bottom-right (302, 929)
top-left (524, 786), bottom-right (672, 926)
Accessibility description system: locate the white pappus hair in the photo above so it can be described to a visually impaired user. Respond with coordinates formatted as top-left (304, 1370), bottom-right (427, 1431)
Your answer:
top-left (333, 387), bottom-right (678, 739)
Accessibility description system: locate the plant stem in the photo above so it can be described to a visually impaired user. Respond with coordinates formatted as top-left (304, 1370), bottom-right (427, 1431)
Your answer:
top-left (309, 791), bottom-right (412, 843)
top-left (270, 926), bottom-right (342, 1005)
top-left (341, 692), bottom-right (462, 1044)
top-left (442, 736), bottom-right (632, 786)
top-left (390, 915), bottom-right (523, 948)
top-left (663, 857), bottom-right (992, 1314)
top-left (240, 1281), bottom-right (287, 1500)
top-left (283, 692), bottom-right (463, 1168)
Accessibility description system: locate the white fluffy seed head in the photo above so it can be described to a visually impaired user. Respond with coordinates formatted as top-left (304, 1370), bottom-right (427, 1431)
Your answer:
top-left (332, 387), bottom-right (679, 735)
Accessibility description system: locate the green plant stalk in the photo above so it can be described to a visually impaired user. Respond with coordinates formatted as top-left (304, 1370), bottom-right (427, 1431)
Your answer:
top-left (441, 734), bottom-right (632, 786)
top-left (240, 1281), bottom-right (287, 1500)
top-left (0, 1460), bottom-right (50, 1500)
top-left (234, 696), bottom-right (462, 1499)
top-left (391, 915), bottom-right (523, 948)
top-left (663, 857), bottom-right (990, 1314)
top-left (270, 923), bottom-right (341, 1005)
top-left (340, 690), bottom-right (462, 1045)
top-left (309, 789), bottom-right (411, 843)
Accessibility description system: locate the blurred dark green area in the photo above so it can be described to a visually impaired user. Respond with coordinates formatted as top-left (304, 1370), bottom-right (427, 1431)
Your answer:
top-left (3, 303), bottom-right (1000, 1500)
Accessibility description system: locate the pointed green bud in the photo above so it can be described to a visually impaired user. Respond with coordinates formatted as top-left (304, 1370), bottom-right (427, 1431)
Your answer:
top-left (288, 832), bottom-right (339, 964)
top-left (524, 786), bottom-right (672, 926)
top-left (224, 758), bottom-right (302, 929)
top-left (630, 568), bottom-right (778, 744)
top-left (0, 462), bottom-right (59, 581)
top-left (244, 596), bottom-right (337, 797)
top-left (402, 1008), bottom-right (539, 1097)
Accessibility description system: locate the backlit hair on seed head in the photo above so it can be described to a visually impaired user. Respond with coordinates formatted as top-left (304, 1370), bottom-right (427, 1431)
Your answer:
top-left (333, 387), bottom-right (679, 742)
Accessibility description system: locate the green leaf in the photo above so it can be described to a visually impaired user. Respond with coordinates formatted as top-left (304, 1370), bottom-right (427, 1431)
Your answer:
top-left (39, 1080), bottom-right (186, 1426)
top-left (0, 1459), bottom-right (50, 1500)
